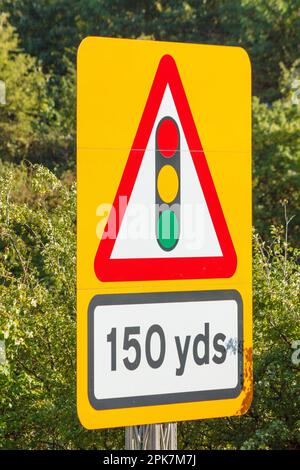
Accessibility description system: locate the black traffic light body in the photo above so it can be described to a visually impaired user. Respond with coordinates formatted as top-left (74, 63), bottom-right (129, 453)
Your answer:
top-left (155, 116), bottom-right (181, 251)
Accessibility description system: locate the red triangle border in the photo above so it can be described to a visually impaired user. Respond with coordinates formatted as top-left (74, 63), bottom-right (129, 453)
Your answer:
top-left (94, 55), bottom-right (237, 282)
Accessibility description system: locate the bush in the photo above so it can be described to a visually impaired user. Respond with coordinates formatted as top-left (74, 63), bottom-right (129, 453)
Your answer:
top-left (0, 14), bottom-right (74, 170)
top-left (253, 92), bottom-right (300, 243)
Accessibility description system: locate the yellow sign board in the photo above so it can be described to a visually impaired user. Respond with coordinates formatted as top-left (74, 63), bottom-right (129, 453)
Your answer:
top-left (77, 37), bottom-right (252, 430)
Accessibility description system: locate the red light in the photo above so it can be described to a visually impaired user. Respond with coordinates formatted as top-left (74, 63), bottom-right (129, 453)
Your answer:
top-left (157, 118), bottom-right (179, 158)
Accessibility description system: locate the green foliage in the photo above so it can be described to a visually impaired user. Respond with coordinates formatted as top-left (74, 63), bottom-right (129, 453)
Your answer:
top-left (0, 14), bottom-right (51, 160)
top-left (240, 0), bottom-right (300, 101)
top-left (0, 14), bottom-right (74, 169)
top-left (4, 0), bottom-right (300, 100)
top-left (253, 88), bottom-right (300, 242)
top-left (1, 0), bottom-right (80, 75)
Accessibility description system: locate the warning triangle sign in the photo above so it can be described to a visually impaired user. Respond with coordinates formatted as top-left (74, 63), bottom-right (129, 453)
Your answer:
top-left (94, 55), bottom-right (237, 282)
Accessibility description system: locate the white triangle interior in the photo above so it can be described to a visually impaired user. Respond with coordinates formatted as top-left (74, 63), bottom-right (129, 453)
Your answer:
top-left (110, 85), bottom-right (222, 259)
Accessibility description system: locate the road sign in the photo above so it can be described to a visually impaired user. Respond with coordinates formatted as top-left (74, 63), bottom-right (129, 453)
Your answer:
top-left (77, 37), bottom-right (252, 430)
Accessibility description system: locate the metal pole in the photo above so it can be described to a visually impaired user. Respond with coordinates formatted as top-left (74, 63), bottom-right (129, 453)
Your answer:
top-left (125, 423), bottom-right (177, 450)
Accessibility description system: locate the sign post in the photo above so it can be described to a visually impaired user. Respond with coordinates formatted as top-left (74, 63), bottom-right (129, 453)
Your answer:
top-left (125, 424), bottom-right (177, 450)
top-left (77, 37), bottom-right (252, 437)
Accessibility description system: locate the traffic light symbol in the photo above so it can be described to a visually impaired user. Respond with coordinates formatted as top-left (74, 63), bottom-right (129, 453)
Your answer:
top-left (156, 116), bottom-right (180, 251)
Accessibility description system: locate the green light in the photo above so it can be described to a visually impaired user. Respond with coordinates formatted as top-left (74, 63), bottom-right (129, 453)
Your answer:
top-left (158, 210), bottom-right (179, 250)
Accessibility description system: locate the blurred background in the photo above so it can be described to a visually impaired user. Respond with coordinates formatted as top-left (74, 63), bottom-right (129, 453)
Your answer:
top-left (0, 0), bottom-right (299, 450)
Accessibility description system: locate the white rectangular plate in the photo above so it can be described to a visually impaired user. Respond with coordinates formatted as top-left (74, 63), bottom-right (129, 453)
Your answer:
top-left (88, 290), bottom-right (243, 410)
